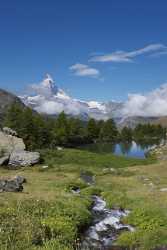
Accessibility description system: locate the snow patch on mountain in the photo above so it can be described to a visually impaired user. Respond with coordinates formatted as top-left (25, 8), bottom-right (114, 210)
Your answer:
top-left (87, 101), bottom-right (106, 112)
top-left (20, 75), bottom-right (113, 119)
top-left (19, 75), bottom-right (167, 127)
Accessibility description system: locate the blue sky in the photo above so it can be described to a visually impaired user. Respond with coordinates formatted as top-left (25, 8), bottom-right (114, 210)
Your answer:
top-left (0, 0), bottom-right (167, 101)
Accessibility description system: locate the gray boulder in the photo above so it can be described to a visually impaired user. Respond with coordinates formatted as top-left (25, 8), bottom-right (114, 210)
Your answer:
top-left (0, 155), bottom-right (9, 166)
top-left (0, 130), bottom-right (25, 156)
top-left (3, 127), bottom-right (18, 136)
top-left (9, 151), bottom-right (40, 168)
top-left (0, 175), bottom-right (26, 192)
top-left (13, 175), bottom-right (27, 184)
top-left (0, 128), bottom-right (40, 168)
top-left (2, 180), bottom-right (23, 192)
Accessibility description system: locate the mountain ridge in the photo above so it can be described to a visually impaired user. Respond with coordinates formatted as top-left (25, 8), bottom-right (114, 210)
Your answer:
top-left (20, 74), bottom-right (124, 120)
top-left (0, 88), bottom-right (25, 125)
top-left (1, 75), bottom-right (166, 128)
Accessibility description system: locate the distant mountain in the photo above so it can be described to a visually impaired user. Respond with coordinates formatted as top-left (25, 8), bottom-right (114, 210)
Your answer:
top-left (20, 74), bottom-right (123, 120)
top-left (0, 88), bottom-right (25, 125)
top-left (152, 116), bottom-right (167, 127)
top-left (19, 75), bottom-right (167, 128)
top-left (1, 78), bottom-right (166, 130)
top-left (117, 116), bottom-right (159, 129)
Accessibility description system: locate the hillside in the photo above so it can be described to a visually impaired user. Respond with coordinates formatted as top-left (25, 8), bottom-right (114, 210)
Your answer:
top-left (0, 88), bottom-right (25, 125)
top-left (152, 116), bottom-right (167, 127)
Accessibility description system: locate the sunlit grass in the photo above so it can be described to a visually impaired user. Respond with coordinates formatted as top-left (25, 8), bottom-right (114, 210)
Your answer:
top-left (0, 148), bottom-right (166, 249)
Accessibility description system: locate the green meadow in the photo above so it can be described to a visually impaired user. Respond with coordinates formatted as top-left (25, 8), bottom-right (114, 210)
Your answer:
top-left (0, 148), bottom-right (167, 249)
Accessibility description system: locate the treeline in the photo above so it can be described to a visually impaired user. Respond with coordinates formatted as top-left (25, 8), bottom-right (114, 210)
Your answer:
top-left (4, 103), bottom-right (118, 149)
top-left (3, 103), bottom-right (166, 150)
top-left (120, 124), bottom-right (166, 143)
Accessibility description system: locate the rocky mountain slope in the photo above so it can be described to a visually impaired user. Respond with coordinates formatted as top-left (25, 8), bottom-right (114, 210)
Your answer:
top-left (0, 88), bottom-right (25, 124)
top-left (117, 116), bottom-right (160, 129)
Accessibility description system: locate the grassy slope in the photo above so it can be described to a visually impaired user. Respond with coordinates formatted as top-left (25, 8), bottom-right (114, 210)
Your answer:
top-left (0, 149), bottom-right (166, 250)
top-left (40, 148), bottom-right (154, 172)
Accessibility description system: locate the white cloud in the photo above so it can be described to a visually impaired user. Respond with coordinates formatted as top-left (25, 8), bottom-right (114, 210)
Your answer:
top-left (29, 74), bottom-right (58, 98)
top-left (36, 101), bottom-right (64, 115)
top-left (90, 44), bottom-right (167, 63)
top-left (21, 75), bottom-right (91, 116)
top-left (122, 84), bottom-right (167, 117)
top-left (149, 50), bottom-right (167, 58)
top-left (70, 63), bottom-right (100, 77)
top-left (21, 75), bottom-right (167, 119)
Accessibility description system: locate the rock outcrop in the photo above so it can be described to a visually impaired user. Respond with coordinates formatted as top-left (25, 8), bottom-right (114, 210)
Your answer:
top-left (3, 127), bottom-right (18, 136)
top-left (9, 151), bottom-right (40, 168)
top-left (0, 175), bottom-right (26, 192)
top-left (0, 155), bottom-right (9, 166)
top-left (0, 129), bottom-right (25, 155)
top-left (0, 127), bottom-right (40, 168)
top-left (149, 141), bottom-right (167, 160)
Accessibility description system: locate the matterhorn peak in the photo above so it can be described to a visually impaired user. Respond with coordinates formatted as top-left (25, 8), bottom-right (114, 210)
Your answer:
top-left (20, 75), bottom-right (122, 119)
top-left (41, 74), bottom-right (58, 96)
top-left (42, 74), bottom-right (54, 86)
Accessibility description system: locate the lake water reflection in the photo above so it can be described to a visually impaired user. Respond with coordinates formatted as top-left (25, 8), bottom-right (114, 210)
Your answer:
top-left (78, 140), bottom-right (161, 159)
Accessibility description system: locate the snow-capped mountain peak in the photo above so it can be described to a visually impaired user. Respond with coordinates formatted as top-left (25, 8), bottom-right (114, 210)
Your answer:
top-left (87, 101), bottom-right (106, 112)
top-left (42, 74), bottom-right (54, 86)
top-left (40, 74), bottom-right (58, 96)
top-left (20, 75), bottom-right (122, 119)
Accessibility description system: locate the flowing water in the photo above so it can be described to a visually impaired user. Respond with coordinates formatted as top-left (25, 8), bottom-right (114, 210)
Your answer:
top-left (80, 196), bottom-right (134, 250)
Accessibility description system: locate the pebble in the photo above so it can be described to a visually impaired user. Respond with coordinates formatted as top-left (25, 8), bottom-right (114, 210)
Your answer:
top-left (160, 188), bottom-right (167, 192)
top-left (42, 165), bottom-right (49, 169)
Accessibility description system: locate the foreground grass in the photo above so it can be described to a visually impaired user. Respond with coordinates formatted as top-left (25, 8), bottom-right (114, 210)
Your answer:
top-left (0, 148), bottom-right (167, 250)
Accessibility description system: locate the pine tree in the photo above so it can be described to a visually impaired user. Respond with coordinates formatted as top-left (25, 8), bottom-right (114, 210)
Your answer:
top-left (87, 118), bottom-right (99, 142)
top-left (4, 103), bottom-right (23, 133)
top-left (100, 119), bottom-right (118, 142)
top-left (54, 112), bottom-right (70, 145)
top-left (121, 127), bottom-right (133, 142)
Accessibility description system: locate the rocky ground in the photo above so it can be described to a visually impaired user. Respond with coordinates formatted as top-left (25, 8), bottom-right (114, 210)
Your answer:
top-left (149, 141), bottom-right (167, 160)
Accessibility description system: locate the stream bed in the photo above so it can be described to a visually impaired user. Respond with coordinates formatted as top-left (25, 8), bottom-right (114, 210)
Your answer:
top-left (80, 195), bottom-right (134, 250)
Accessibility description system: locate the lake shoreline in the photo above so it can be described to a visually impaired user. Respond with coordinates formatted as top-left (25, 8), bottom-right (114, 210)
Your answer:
top-left (77, 140), bottom-right (161, 159)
